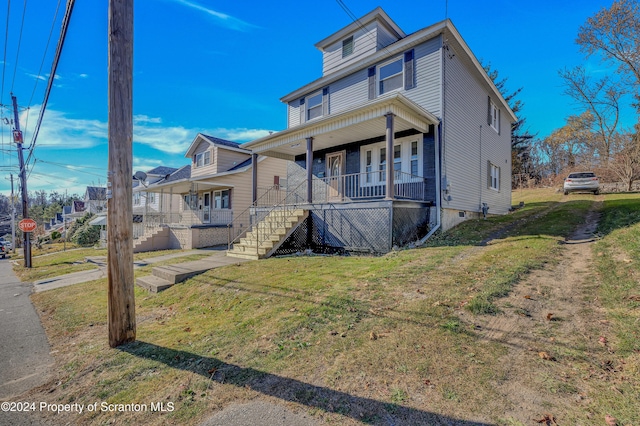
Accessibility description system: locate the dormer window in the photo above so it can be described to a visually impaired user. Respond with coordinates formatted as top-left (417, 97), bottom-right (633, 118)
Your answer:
top-left (195, 151), bottom-right (211, 167)
top-left (379, 56), bottom-right (403, 95)
top-left (306, 91), bottom-right (323, 121)
top-left (342, 36), bottom-right (354, 58)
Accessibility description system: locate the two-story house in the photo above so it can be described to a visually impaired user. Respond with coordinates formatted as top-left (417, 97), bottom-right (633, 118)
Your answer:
top-left (134, 133), bottom-right (287, 252)
top-left (228, 8), bottom-right (516, 259)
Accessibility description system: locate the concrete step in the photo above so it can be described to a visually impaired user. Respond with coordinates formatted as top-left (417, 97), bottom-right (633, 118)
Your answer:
top-left (136, 275), bottom-right (174, 293)
top-left (226, 251), bottom-right (260, 260)
top-left (151, 260), bottom-right (214, 283)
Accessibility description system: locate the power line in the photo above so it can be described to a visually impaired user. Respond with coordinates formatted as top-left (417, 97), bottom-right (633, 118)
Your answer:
top-left (25, 0), bottom-right (76, 165)
top-left (10, 0), bottom-right (28, 93)
top-left (28, 0), bottom-right (63, 107)
top-left (1, 0), bottom-right (11, 106)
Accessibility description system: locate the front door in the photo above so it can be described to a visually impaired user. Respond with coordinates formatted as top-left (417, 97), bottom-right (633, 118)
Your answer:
top-left (203, 192), bottom-right (211, 223)
top-left (326, 151), bottom-right (345, 201)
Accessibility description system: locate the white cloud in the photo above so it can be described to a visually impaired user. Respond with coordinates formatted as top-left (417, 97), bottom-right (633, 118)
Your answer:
top-left (170, 0), bottom-right (258, 31)
top-left (212, 128), bottom-right (272, 141)
top-left (134, 115), bottom-right (163, 124)
top-left (21, 106), bottom-right (107, 149)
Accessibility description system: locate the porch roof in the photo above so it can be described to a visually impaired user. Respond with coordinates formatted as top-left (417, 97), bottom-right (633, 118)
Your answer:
top-left (241, 93), bottom-right (439, 160)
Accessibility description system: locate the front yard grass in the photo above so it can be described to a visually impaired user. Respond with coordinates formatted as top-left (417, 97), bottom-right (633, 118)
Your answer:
top-left (25, 190), bottom-right (640, 425)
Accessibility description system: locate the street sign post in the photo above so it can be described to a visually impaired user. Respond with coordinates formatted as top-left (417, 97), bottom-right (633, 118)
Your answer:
top-left (18, 218), bottom-right (37, 233)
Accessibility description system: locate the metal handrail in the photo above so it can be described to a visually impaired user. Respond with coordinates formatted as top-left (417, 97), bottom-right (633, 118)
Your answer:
top-left (227, 180), bottom-right (307, 254)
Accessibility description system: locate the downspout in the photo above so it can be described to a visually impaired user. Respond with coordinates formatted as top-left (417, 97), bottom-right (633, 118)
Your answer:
top-left (417, 120), bottom-right (442, 245)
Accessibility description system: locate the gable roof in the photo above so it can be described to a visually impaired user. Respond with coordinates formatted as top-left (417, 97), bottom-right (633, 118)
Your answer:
top-left (314, 7), bottom-right (405, 52)
top-left (184, 133), bottom-right (249, 158)
top-left (146, 166), bottom-right (178, 176)
top-left (85, 186), bottom-right (106, 201)
top-left (164, 165), bottom-right (191, 183)
top-left (281, 16), bottom-right (517, 123)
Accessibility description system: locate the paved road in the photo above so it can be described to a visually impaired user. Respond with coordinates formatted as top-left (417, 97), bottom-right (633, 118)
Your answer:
top-left (0, 258), bottom-right (53, 400)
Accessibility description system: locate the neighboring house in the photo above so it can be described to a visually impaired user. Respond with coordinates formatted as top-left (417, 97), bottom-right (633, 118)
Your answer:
top-left (132, 166), bottom-right (180, 237)
top-left (234, 8), bottom-right (516, 258)
top-left (69, 200), bottom-right (86, 219)
top-left (135, 133), bottom-right (287, 252)
top-left (84, 186), bottom-right (107, 214)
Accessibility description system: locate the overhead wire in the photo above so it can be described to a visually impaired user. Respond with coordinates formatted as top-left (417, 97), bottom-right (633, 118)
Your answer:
top-left (28, 0), bottom-right (62, 107)
top-left (10, 0), bottom-right (28, 93)
top-left (24, 0), bottom-right (76, 171)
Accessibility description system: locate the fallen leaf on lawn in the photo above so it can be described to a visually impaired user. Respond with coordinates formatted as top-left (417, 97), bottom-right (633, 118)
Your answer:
top-left (628, 295), bottom-right (640, 301)
top-left (546, 313), bottom-right (553, 321)
top-left (622, 258), bottom-right (632, 263)
top-left (524, 295), bottom-right (532, 299)
top-left (538, 351), bottom-right (554, 361)
top-left (183, 327), bottom-right (191, 332)
top-left (369, 331), bottom-right (378, 341)
top-left (605, 414), bottom-right (618, 426)
top-left (533, 413), bottom-right (557, 424)
top-left (599, 319), bottom-right (610, 324)
top-left (599, 336), bottom-right (608, 346)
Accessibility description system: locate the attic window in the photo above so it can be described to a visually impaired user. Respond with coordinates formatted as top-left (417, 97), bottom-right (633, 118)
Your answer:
top-left (342, 36), bottom-right (354, 58)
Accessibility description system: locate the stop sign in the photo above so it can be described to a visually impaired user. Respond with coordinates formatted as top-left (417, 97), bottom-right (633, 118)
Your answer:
top-left (18, 219), bottom-right (37, 233)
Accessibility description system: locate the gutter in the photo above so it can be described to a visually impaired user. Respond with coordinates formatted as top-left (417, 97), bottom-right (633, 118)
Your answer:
top-left (417, 120), bottom-right (442, 246)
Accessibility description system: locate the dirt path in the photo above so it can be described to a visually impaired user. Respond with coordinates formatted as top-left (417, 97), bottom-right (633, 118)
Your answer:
top-left (468, 199), bottom-right (608, 423)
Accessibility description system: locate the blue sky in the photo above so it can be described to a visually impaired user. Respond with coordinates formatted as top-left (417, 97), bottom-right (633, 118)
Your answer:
top-left (0, 0), bottom-right (635, 196)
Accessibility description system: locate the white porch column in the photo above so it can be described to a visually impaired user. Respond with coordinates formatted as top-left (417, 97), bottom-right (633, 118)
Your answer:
top-left (385, 113), bottom-right (395, 200)
top-left (306, 137), bottom-right (313, 203)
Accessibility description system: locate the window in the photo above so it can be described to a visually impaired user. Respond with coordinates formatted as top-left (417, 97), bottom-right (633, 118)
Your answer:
top-left (361, 138), bottom-right (422, 185)
top-left (148, 192), bottom-right (156, 204)
top-left (365, 150), bottom-right (373, 183)
top-left (195, 150), bottom-right (211, 168)
top-left (393, 145), bottom-right (402, 179)
top-left (214, 190), bottom-right (230, 209)
top-left (306, 91), bottom-right (323, 121)
top-left (183, 194), bottom-right (197, 210)
top-left (378, 57), bottom-right (403, 95)
top-left (342, 36), bottom-right (353, 58)
top-left (489, 163), bottom-right (500, 191)
top-left (133, 192), bottom-right (141, 206)
top-left (410, 141), bottom-right (419, 176)
top-left (488, 99), bottom-right (500, 133)
top-left (379, 147), bottom-right (386, 182)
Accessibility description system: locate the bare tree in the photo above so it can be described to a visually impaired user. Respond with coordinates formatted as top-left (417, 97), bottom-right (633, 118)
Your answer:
top-left (609, 132), bottom-right (640, 190)
top-left (560, 66), bottom-right (624, 162)
top-left (577, 0), bottom-right (640, 112)
top-left (545, 111), bottom-right (597, 168)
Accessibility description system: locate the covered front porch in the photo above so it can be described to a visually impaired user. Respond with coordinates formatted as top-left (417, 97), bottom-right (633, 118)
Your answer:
top-left (230, 93), bottom-right (441, 256)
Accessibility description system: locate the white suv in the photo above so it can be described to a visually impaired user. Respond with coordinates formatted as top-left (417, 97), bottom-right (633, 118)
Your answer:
top-left (563, 172), bottom-right (600, 195)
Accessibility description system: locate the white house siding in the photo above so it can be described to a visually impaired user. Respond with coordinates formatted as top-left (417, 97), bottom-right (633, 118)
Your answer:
top-left (441, 50), bottom-right (511, 218)
top-left (403, 36), bottom-right (442, 118)
top-left (322, 22), bottom-right (380, 76)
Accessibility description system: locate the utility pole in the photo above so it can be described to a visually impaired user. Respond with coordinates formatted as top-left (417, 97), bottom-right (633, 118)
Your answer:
top-left (12, 95), bottom-right (32, 268)
top-left (107, 0), bottom-right (135, 347)
top-left (10, 174), bottom-right (16, 254)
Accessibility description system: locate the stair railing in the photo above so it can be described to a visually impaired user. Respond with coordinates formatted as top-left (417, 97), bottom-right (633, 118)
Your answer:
top-left (227, 179), bottom-right (307, 255)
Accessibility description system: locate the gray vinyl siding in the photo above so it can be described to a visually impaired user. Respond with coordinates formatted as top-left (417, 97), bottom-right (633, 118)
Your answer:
top-left (442, 51), bottom-right (511, 215)
top-left (288, 100), bottom-right (301, 128)
top-left (403, 36), bottom-right (442, 118)
top-left (323, 22), bottom-right (400, 76)
top-left (328, 68), bottom-right (369, 115)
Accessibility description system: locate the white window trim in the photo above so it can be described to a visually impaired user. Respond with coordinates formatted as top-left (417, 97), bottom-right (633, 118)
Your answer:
top-left (489, 101), bottom-right (500, 133)
top-left (342, 36), bottom-right (354, 58)
top-left (213, 189), bottom-right (230, 210)
top-left (360, 137), bottom-right (422, 186)
top-left (306, 90), bottom-right (323, 121)
top-left (195, 150), bottom-right (211, 168)
top-left (377, 55), bottom-right (404, 96)
top-left (489, 163), bottom-right (500, 191)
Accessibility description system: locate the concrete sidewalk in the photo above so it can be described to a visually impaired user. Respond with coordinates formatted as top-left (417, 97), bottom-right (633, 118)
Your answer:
top-left (32, 249), bottom-right (212, 292)
top-left (0, 260), bottom-right (54, 400)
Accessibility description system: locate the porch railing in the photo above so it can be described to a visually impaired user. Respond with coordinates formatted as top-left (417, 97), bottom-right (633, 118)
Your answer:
top-left (312, 171), bottom-right (429, 203)
top-left (227, 180), bottom-right (307, 253)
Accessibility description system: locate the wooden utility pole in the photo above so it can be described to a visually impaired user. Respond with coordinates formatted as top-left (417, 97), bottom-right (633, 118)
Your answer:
top-left (12, 95), bottom-right (32, 268)
top-left (107, 0), bottom-right (136, 347)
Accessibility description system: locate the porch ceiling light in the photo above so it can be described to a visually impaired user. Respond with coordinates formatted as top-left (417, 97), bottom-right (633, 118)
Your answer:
top-left (290, 143), bottom-right (300, 148)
